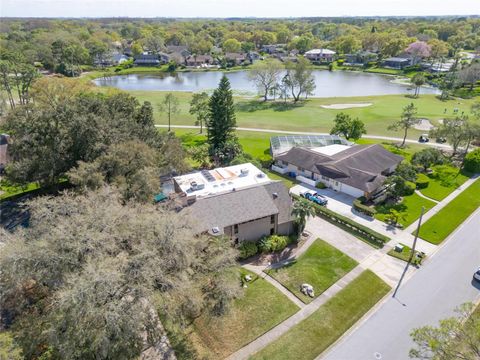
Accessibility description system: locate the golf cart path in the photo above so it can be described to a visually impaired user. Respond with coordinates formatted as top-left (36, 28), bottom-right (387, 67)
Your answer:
top-left (154, 125), bottom-right (453, 149)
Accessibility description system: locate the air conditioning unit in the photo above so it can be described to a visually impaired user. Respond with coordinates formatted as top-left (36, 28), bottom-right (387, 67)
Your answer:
top-left (240, 168), bottom-right (249, 176)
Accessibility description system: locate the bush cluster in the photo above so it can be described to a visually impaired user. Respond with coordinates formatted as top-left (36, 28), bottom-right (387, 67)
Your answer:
top-left (415, 173), bottom-right (430, 189)
top-left (258, 235), bottom-right (289, 253)
top-left (315, 182), bottom-right (326, 189)
top-left (238, 242), bottom-right (259, 260)
top-left (353, 199), bottom-right (377, 216)
top-left (463, 148), bottom-right (480, 174)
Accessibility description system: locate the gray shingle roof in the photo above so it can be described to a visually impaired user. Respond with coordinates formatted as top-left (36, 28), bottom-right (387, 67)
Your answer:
top-left (276, 144), bottom-right (403, 192)
top-left (183, 181), bottom-right (292, 235)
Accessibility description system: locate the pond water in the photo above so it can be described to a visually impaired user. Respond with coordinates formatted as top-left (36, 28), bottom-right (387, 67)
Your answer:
top-left (93, 70), bottom-right (440, 98)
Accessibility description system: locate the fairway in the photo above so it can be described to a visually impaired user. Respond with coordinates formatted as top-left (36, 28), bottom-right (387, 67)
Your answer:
top-left (131, 90), bottom-right (477, 138)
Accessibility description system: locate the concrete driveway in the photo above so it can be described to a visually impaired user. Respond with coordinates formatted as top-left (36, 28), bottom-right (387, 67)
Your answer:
top-left (290, 184), bottom-right (356, 214)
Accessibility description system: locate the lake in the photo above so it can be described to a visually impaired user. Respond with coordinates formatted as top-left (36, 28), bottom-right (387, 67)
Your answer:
top-left (93, 70), bottom-right (440, 97)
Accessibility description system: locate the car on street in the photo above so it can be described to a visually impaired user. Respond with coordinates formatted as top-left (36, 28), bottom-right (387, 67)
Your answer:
top-left (473, 267), bottom-right (480, 282)
top-left (418, 134), bottom-right (429, 143)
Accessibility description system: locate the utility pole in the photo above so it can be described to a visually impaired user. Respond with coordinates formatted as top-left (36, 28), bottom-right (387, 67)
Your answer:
top-left (409, 206), bottom-right (425, 265)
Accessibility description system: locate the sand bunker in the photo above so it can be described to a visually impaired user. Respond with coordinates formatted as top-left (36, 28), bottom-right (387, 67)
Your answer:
top-left (321, 103), bottom-right (373, 110)
top-left (414, 119), bottom-right (435, 131)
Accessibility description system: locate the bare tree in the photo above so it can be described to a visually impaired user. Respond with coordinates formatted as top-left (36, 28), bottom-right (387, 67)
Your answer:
top-left (248, 59), bottom-right (284, 101)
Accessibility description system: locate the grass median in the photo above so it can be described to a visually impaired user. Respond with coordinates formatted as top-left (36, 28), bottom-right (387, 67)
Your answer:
top-left (418, 178), bottom-right (480, 244)
top-left (251, 270), bottom-right (391, 360)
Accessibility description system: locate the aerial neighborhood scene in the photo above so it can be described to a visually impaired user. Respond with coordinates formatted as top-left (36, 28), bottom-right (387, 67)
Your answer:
top-left (1, 0), bottom-right (480, 359)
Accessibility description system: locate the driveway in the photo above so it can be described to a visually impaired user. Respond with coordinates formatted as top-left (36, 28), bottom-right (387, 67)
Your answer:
top-left (290, 183), bottom-right (437, 255)
top-left (320, 208), bottom-right (480, 360)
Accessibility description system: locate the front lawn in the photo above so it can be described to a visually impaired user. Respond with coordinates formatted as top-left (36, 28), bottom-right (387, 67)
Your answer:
top-left (187, 269), bottom-right (299, 359)
top-left (251, 270), bottom-right (391, 360)
top-left (0, 180), bottom-right (40, 200)
top-left (267, 239), bottom-right (358, 304)
top-left (375, 192), bottom-right (436, 228)
top-left (417, 166), bottom-right (471, 201)
top-left (418, 178), bottom-right (480, 244)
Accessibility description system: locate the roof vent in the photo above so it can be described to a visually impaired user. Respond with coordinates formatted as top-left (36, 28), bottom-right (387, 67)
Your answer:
top-left (240, 168), bottom-right (249, 176)
top-left (257, 173), bottom-right (265, 178)
top-left (212, 226), bottom-right (220, 234)
top-left (272, 192), bottom-right (278, 199)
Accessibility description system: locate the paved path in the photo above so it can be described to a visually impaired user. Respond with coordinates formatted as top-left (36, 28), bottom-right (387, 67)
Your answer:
top-left (155, 125), bottom-right (454, 149)
top-left (227, 265), bottom-right (365, 360)
top-left (414, 189), bottom-right (439, 203)
top-left (404, 175), bottom-right (479, 233)
top-left (320, 208), bottom-right (480, 360)
top-left (306, 216), bottom-right (415, 287)
top-left (243, 263), bottom-right (305, 309)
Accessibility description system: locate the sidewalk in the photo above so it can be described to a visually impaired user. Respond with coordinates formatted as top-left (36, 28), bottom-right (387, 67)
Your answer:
top-left (227, 266), bottom-right (365, 360)
top-left (404, 174), bottom-right (480, 233)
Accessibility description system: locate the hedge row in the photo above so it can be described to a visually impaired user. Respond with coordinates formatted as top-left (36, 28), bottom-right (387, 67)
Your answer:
top-left (293, 194), bottom-right (389, 248)
top-left (352, 199), bottom-right (377, 217)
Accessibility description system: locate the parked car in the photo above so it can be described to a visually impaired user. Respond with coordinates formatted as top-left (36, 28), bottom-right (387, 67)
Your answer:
top-left (300, 189), bottom-right (317, 198)
top-left (436, 137), bottom-right (447, 143)
top-left (419, 134), bottom-right (429, 143)
top-left (473, 267), bottom-right (480, 282)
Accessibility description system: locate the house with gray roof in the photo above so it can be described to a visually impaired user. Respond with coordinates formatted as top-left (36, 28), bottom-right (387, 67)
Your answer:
top-left (273, 144), bottom-right (403, 198)
top-left (173, 163), bottom-right (294, 243)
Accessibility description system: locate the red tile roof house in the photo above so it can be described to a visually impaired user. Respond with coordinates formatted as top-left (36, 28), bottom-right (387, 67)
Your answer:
top-left (274, 144), bottom-right (403, 199)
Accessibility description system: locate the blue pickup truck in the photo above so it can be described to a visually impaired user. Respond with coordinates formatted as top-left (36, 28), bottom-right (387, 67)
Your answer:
top-left (300, 190), bottom-right (328, 206)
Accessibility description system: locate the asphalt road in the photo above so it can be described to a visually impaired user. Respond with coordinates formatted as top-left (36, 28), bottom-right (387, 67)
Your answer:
top-left (321, 208), bottom-right (480, 360)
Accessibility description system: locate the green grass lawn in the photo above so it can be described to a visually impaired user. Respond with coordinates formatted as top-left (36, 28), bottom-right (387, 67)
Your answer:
top-left (417, 166), bottom-right (471, 202)
top-left (267, 239), bottom-right (358, 304)
top-left (251, 270), bottom-right (391, 360)
top-left (130, 91), bottom-right (478, 139)
top-left (387, 243), bottom-right (425, 265)
top-left (0, 180), bottom-right (40, 200)
top-left (375, 192), bottom-right (436, 228)
top-left (418, 178), bottom-right (480, 244)
top-left (187, 269), bottom-right (299, 359)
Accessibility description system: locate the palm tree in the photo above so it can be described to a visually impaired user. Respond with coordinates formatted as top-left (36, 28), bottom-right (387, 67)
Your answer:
top-left (291, 198), bottom-right (316, 234)
top-left (411, 73), bottom-right (426, 97)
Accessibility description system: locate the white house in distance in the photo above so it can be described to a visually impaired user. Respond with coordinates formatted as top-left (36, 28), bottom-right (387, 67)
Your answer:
top-left (173, 163), bottom-right (294, 243)
top-left (304, 49), bottom-right (336, 63)
top-left (272, 143), bottom-right (403, 199)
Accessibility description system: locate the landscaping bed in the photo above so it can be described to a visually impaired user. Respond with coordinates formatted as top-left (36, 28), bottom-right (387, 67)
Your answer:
top-left (418, 178), bottom-right (480, 244)
top-left (251, 270), bottom-right (391, 360)
top-left (266, 239), bottom-right (358, 304)
top-left (186, 269), bottom-right (299, 359)
top-left (387, 243), bottom-right (425, 265)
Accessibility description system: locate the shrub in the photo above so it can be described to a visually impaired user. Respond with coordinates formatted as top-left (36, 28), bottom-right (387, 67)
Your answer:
top-left (353, 199), bottom-right (377, 216)
top-left (415, 173), bottom-right (430, 189)
top-left (292, 194), bottom-right (389, 248)
top-left (337, 59), bottom-right (345, 66)
top-left (403, 181), bottom-right (416, 196)
top-left (429, 165), bottom-right (459, 187)
top-left (258, 235), bottom-right (289, 253)
top-left (238, 241), bottom-right (258, 259)
top-left (315, 182), bottom-right (326, 189)
top-left (463, 148), bottom-right (480, 173)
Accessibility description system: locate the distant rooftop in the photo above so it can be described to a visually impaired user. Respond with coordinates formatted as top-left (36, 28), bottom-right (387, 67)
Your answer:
top-left (173, 163), bottom-right (270, 200)
top-left (305, 48), bottom-right (336, 55)
top-left (270, 134), bottom-right (351, 156)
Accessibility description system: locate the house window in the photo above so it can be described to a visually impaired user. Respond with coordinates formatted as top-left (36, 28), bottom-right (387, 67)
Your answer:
top-left (322, 176), bottom-right (329, 181)
top-left (270, 228), bottom-right (275, 235)
top-left (234, 224), bottom-right (238, 234)
top-left (299, 167), bottom-right (305, 172)
top-left (335, 181), bottom-right (339, 186)
top-left (270, 215), bottom-right (275, 224)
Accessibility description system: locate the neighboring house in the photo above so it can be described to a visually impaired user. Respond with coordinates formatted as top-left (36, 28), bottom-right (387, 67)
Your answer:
top-left (273, 144), bottom-right (403, 199)
top-left (173, 163), bottom-right (294, 243)
top-left (0, 134), bottom-right (10, 173)
top-left (134, 54), bottom-right (161, 66)
top-left (185, 54), bottom-right (214, 67)
top-left (158, 52), bottom-right (170, 64)
top-left (225, 52), bottom-right (247, 65)
top-left (304, 49), bottom-right (336, 63)
top-left (112, 53), bottom-right (129, 64)
top-left (344, 51), bottom-right (377, 65)
top-left (382, 57), bottom-right (412, 69)
top-left (261, 44), bottom-right (286, 54)
top-left (166, 45), bottom-right (190, 58)
top-left (247, 51), bottom-right (261, 62)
